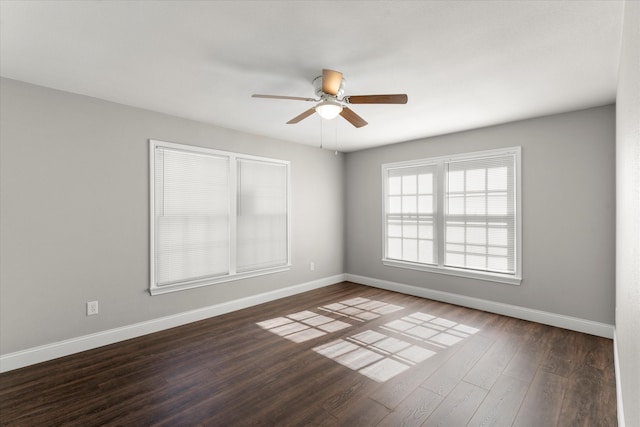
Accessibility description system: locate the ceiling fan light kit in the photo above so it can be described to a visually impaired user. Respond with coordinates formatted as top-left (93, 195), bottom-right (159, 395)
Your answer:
top-left (315, 101), bottom-right (343, 120)
top-left (252, 69), bottom-right (407, 128)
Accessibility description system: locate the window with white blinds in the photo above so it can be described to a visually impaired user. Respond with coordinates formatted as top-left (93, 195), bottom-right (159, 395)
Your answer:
top-left (150, 140), bottom-right (290, 294)
top-left (383, 147), bottom-right (521, 285)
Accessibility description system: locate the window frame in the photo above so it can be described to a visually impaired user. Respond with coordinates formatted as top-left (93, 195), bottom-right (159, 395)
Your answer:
top-left (381, 147), bottom-right (522, 285)
top-left (149, 139), bottom-right (291, 295)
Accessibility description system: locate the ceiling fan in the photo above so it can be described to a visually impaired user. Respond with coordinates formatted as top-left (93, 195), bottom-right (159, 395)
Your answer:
top-left (252, 69), bottom-right (408, 128)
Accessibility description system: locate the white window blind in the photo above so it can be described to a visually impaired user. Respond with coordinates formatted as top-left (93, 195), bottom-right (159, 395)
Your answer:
top-left (382, 147), bottom-right (521, 285)
top-left (444, 154), bottom-right (516, 274)
top-left (237, 159), bottom-right (288, 272)
top-left (150, 140), bottom-right (290, 294)
top-left (386, 165), bottom-right (437, 265)
top-left (154, 147), bottom-right (230, 285)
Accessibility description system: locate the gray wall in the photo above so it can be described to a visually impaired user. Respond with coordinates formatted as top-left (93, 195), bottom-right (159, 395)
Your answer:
top-left (0, 78), bottom-right (344, 354)
top-left (345, 105), bottom-right (615, 325)
top-left (616, 1), bottom-right (640, 425)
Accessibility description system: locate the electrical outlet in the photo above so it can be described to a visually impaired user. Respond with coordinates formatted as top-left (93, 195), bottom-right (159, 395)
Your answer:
top-left (87, 301), bottom-right (99, 316)
top-left (310, 261), bottom-right (315, 271)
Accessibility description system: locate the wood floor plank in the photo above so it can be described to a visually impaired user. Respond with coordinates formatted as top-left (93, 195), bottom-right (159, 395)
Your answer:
top-left (376, 386), bottom-right (443, 427)
top-left (422, 380), bottom-right (488, 426)
top-left (337, 397), bottom-right (390, 427)
top-left (0, 282), bottom-right (617, 426)
top-left (420, 333), bottom-right (494, 396)
top-left (512, 369), bottom-right (567, 427)
top-left (463, 332), bottom-right (522, 390)
top-left (466, 374), bottom-right (529, 427)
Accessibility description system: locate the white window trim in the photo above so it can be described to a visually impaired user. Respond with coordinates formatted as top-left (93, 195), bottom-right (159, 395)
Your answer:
top-left (381, 147), bottom-right (522, 285)
top-left (149, 139), bottom-right (291, 295)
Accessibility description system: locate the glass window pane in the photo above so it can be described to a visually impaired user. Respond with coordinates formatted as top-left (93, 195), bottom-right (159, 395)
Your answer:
top-left (403, 239), bottom-right (418, 262)
top-left (448, 170), bottom-right (464, 192)
top-left (446, 252), bottom-right (465, 267)
top-left (389, 176), bottom-right (402, 195)
top-left (487, 195), bottom-right (508, 215)
top-left (446, 226), bottom-right (465, 243)
top-left (388, 222), bottom-right (402, 237)
top-left (488, 228), bottom-right (508, 246)
top-left (403, 223), bottom-right (418, 239)
top-left (418, 240), bottom-right (434, 264)
top-left (418, 195), bottom-right (433, 213)
top-left (403, 196), bottom-right (417, 213)
top-left (388, 238), bottom-right (402, 259)
top-left (466, 195), bottom-right (486, 215)
top-left (488, 167), bottom-right (508, 190)
top-left (419, 223), bottom-right (433, 239)
top-left (389, 196), bottom-right (402, 214)
top-left (418, 173), bottom-right (433, 194)
top-left (466, 255), bottom-right (486, 269)
top-left (466, 227), bottom-right (486, 245)
top-left (488, 256), bottom-right (508, 271)
top-left (402, 175), bottom-right (417, 194)
top-left (466, 169), bottom-right (485, 191)
top-left (448, 196), bottom-right (464, 215)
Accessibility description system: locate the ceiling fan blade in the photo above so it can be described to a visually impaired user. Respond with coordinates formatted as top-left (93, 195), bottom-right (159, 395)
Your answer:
top-left (340, 107), bottom-right (368, 128)
top-left (322, 69), bottom-right (343, 96)
top-left (252, 94), bottom-right (316, 101)
top-left (346, 94), bottom-right (408, 104)
top-left (287, 108), bottom-right (316, 124)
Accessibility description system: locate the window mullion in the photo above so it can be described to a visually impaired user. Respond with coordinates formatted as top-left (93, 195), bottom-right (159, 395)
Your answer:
top-left (229, 156), bottom-right (237, 275)
top-left (436, 160), bottom-right (446, 267)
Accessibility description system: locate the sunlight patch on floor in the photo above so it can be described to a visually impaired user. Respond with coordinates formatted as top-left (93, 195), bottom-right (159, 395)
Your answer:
top-left (257, 299), bottom-right (480, 382)
top-left (381, 312), bottom-right (480, 349)
top-left (257, 310), bottom-right (351, 343)
top-left (319, 298), bottom-right (404, 322)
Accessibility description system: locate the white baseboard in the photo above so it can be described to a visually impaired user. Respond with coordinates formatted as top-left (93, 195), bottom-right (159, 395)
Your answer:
top-left (0, 274), bottom-right (344, 373)
top-left (345, 273), bottom-right (614, 338)
top-left (614, 329), bottom-right (626, 427)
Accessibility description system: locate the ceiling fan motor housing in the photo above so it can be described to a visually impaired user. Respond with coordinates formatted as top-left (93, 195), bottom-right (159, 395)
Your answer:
top-left (313, 75), bottom-right (345, 100)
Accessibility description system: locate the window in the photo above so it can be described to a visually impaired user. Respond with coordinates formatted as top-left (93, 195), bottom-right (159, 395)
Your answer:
top-left (382, 147), bottom-right (521, 285)
top-left (150, 140), bottom-right (290, 294)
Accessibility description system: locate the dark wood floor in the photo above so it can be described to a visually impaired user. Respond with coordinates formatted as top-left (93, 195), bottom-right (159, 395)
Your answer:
top-left (0, 282), bottom-right (616, 426)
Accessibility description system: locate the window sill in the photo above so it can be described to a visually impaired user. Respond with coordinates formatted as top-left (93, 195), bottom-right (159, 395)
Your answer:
top-left (382, 259), bottom-right (521, 286)
top-left (150, 265), bottom-right (292, 295)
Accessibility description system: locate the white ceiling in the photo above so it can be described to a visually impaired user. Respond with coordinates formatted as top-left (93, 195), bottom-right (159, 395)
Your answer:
top-left (0, 0), bottom-right (624, 152)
